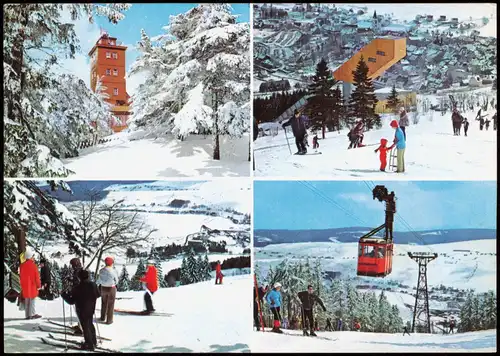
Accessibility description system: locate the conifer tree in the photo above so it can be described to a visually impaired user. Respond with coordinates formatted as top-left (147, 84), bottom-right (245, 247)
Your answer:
top-left (60, 264), bottom-right (72, 291)
top-left (130, 259), bottom-right (146, 291)
top-left (180, 255), bottom-right (189, 285)
top-left (348, 55), bottom-right (381, 129)
top-left (51, 261), bottom-right (62, 297)
top-left (202, 253), bottom-right (212, 281)
top-left (386, 84), bottom-right (401, 114)
top-left (117, 266), bottom-right (131, 292)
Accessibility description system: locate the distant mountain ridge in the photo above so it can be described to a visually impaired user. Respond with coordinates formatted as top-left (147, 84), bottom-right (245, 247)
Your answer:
top-left (254, 227), bottom-right (496, 247)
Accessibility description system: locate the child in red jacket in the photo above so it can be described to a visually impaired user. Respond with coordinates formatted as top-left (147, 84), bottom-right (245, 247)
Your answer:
top-left (374, 138), bottom-right (394, 172)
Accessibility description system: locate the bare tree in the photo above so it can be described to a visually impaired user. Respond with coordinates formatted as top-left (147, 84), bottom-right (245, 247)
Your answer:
top-left (69, 195), bottom-right (157, 277)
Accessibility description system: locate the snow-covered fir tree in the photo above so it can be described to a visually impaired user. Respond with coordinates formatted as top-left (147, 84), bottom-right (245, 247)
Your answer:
top-left (129, 4), bottom-right (250, 160)
top-left (180, 248), bottom-right (202, 285)
top-left (202, 253), bottom-right (212, 281)
top-left (348, 56), bottom-right (381, 129)
top-left (60, 264), bottom-right (72, 291)
top-left (3, 4), bottom-right (130, 177)
top-left (117, 266), bottom-right (131, 292)
top-left (386, 84), bottom-right (401, 114)
top-left (130, 259), bottom-right (146, 291)
top-left (51, 261), bottom-right (62, 297)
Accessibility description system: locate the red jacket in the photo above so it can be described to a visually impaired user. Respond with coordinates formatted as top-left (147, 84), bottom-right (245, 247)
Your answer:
top-left (375, 139), bottom-right (393, 158)
top-left (216, 263), bottom-right (222, 275)
top-left (20, 259), bottom-right (41, 299)
top-left (140, 265), bottom-right (158, 293)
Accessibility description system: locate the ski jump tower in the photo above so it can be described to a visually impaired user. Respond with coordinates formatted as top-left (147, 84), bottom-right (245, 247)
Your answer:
top-left (408, 251), bottom-right (438, 333)
top-left (333, 37), bottom-right (407, 103)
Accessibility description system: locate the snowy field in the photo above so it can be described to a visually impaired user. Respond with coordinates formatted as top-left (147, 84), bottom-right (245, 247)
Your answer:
top-left (3, 275), bottom-right (251, 353)
top-left (62, 131), bottom-right (251, 178)
top-left (251, 328), bottom-right (496, 353)
top-left (254, 107), bottom-right (497, 179)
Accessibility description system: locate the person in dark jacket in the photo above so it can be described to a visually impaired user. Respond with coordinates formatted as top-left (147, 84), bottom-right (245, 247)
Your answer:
top-left (325, 317), bottom-right (333, 331)
top-left (282, 110), bottom-right (308, 154)
top-left (254, 284), bottom-right (268, 331)
top-left (463, 118), bottom-right (469, 137)
top-left (348, 120), bottom-right (365, 149)
top-left (68, 258), bottom-right (83, 334)
top-left (476, 116), bottom-right (485, 130)
top-left (297, 285), bottom-right (326, 336)
top-left (403, 325), bottom-right (411, 336)
top-left (61, 269), bottom-right (100, 351)
top-left (39, 258), bottom-right (53, 300)
top-left (485, 118), bottom-right (490, 130)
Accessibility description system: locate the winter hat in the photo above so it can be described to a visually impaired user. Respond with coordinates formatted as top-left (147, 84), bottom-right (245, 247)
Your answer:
top-left (274, 282), bottom-right (282, 289)
top-left (104, 257), bottom-right (114, 266)
top-left (390, 120), bottom-right (399, 128)
top-left (147, 260), bottom-right (155, 265)
top-left (380, 138), bottom-right (388, 146)
top-left (78, 269), bottom-right (90, 281)
top-left (24, 249), bottom-right (34, 260)
top-left (294, 109), bottom-right (300, 115)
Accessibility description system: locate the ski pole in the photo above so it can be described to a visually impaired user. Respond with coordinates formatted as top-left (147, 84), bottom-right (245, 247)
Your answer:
top-left (283, 127), bottom-right (292, 155)
top-left (94, 311), bottom-right (102, 345)
top-left (62, 295), bottom-right (68, 350)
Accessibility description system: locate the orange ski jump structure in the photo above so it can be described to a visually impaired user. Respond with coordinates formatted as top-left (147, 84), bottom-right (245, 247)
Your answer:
top-left (333, 37), bottom-right (407, 83)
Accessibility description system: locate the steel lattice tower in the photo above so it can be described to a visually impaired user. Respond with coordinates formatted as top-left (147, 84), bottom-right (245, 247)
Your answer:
top-left (408, 252), bottom-right (438, 333)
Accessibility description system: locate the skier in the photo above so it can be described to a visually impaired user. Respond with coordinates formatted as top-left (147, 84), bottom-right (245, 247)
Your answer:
top-left (297, 285), bottom-right (327, 336)
top-left (254, 284), bottom-right (268, 331)
top-left (399, 107), bottom-right (409, 139)
top-left (348, 120), bottom-right (365, 149)
top-left (96, 257), bottom-right (119, 325)
top-left (215, 261), bottom-right (224, 285)
top-left (476, 115), bottom-right (485, 130)
top-left (139, 261), bottom-right (158, 314)
top-left (354, 320), bottom-right (361, 332)
top-left (374, 138), bottom-right (394, 172)
top-left (449, 318), bottom-right (456, 334)
top-left (19, 249), bottom-right (42, 319)
top-left (452, 109), bottom-right (462, 135)
top-left (337, 318), bottom-right (343, 331)
top-left (493, 112), bottom-right (497, 130)
top-left (282, 110), bottom-right (308, 155)
top-left (68, 257), bottom-right (84, 334)
top-left (39, 257), bottom-right (53, 301)
top-left (325, 317), bottom-right (333, 331)
top-left (390, 120), bottom-right (406, 173)
top-left (61, 269), bottom-right (100, 351)
top-left (463, 118), bottom-right (469, 137)
top-left (266, 282), bottom-right (283, 333)
top-left (403, 325), bottom-right (411, 336)
top-left (312, 134), bottom-right (319, 150)
top-left (485, 118), bottom-right (490, 130)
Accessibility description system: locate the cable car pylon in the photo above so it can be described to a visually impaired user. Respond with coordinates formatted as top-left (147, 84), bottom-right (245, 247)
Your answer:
top-left (408, 252), bottom-right (438, 333)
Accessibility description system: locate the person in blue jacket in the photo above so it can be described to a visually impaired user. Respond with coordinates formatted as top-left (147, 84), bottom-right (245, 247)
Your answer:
top-left (390, 120), bottom-right (406, 173)
top-left (282, 110), bottom-right (308, 155)
top-left (266, 282), bottom-right (283, 333)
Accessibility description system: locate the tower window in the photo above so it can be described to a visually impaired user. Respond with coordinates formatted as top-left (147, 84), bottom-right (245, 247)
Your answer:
top-left (106, 69), bottom-right (111, 75)
top-left (114, 88), bottom-right (119, 96)
top-left (113, 69), bottom-right (118, 76)
top-left (368, 57), bottom-right (377, 63)
top-left (112, 52), bottom-right (118, 59)
top-left (106, 52), bottom-right (111, 59)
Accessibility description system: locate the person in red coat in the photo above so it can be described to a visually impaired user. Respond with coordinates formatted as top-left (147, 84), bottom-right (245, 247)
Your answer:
top-left (19, 249), bottom-right (42, 319)
top-left (374, 138), bottom-right (394, 172)
top-left (140, 261), bottom-right (158, 313)
top-left (215, 261), bottom-right (224, 285)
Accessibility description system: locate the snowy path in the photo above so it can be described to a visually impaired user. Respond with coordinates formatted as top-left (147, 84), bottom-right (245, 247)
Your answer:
top-left (63, 132), bottom-right (250, 179)
top-left (254, 111), bottom-right (497, 179)
top-left (251, 328), bottom-right (496, 352)
top-left (4, 275), bottom-right (251, 353)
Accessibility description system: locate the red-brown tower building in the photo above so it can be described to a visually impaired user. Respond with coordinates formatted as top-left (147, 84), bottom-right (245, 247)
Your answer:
top-left (89, 31), bottom-right (131, 133)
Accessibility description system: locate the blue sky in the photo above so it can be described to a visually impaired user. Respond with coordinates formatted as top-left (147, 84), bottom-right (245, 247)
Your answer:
top-left (60, 4), bottom-right (249, 92)
top-left (254, 181), bottom-right (497, 231)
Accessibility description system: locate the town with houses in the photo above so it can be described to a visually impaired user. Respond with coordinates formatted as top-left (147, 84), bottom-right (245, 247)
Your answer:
top-left (254, 3), bottom-right (497, 96)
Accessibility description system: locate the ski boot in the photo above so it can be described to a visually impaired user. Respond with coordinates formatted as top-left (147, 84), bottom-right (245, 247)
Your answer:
top-left (72, 325), bottom-right (83, 335)
top-left (271, 327), bottom-right (283, 334)
top-left (310, 330), bottom-right (318, 337)
top-left (303, 329), bottom-right (309, 336)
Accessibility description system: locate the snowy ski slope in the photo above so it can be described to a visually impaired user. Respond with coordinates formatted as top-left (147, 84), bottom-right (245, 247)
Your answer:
top-left (251, 328), bottom-right (496, 353)
top-left (62, 130), bottom-right (251, 179)
top-left (3, 276), bottom-right (251, 353)
top-left (254, 108), bottom-right (497, 179)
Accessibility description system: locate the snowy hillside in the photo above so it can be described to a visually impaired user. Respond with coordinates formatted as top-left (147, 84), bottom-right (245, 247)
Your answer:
top-left (4, 275), bottom-right (251, 353)
top-left (252, 328), bottom-right (496, 352)
top-left (254, 105), bottom-right (497, 178)
top-left (62, 130), bottom-right (251, 179)
top-left (255, 240), bottom-right (496, 324)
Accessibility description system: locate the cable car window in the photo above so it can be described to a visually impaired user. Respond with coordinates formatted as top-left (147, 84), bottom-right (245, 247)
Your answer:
top-left (358, 244), bottom-right (363, 257)
top-left (364, 245), bottom-right (375, 257)
top-left (377, 247), bottom-right (385, 258)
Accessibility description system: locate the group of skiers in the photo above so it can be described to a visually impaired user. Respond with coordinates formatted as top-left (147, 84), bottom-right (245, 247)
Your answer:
top-left (17, 249), bottom-right (159, 351)
top-left (452, 108), bottom-right (497, 136)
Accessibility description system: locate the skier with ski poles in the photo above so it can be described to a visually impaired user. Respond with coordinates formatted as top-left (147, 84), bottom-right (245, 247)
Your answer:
top-left (282, 110), bottom-right (308, 155)
top-left (297, 284), bottom-right (326, 337)
top-left (254, 284), bottom-right (268, 331)
top-left (403, 325), bottom-right (411, 336)
top-left (61, 269), bottom-right (101, 351)
top-left (68, 257), bottom-right (84, 335)
top-left (96, 257), bottom-right (119, 325)
top-left (348, 120), bottom-right (365, 149)
top-left (19, 249), bottom-right (42, 319)
top-left (140, 260), bottom-right (158, 314)
top-left (39, 257), bottom-right (53, 301)
top-left (266, 282), bottom-right (283, 333)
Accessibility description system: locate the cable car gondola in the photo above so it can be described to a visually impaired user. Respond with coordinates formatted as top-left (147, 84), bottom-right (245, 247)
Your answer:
top-left (357, 185), bottom-right (396, 278)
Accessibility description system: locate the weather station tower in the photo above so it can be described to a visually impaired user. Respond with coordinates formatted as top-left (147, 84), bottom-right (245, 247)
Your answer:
top-left (89, 29), bottom-right (131, 133)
